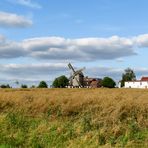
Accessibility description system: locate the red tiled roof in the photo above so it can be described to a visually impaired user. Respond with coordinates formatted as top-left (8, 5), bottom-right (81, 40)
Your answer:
top-left (141, 77), bottom-right (148, 81)
top-left (125, 77), bottom-right (148, 82)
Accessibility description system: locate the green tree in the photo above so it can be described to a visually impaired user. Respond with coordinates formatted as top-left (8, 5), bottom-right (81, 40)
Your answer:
top-left (0, 84), bottom-right (11, 88)
top-left (101, 77), bottom-right (116, 88)
top-left (38, 81), bottom-right (48, 88)
top-left (52, 78), bottom-right (59, 87)
top-left (52, 75), bottom-right (69, 88)
top-left (121, 68), bottom-right (136, 87)
top-left (21, 84), bottom-right (28, 88)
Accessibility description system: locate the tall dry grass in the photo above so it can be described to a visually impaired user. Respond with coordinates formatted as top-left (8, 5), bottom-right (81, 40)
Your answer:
top-left (0, 88), bottom-right (148, 121)
top-left (0, 88), bottom-right (148, 147)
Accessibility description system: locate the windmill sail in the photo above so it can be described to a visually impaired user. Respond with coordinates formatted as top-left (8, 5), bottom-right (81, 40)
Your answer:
top-left (68, 63), bottom-right (75, 73)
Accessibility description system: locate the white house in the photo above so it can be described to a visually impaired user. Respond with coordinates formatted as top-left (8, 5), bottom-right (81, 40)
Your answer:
top-left (125, 77), bottom-right (148, 89)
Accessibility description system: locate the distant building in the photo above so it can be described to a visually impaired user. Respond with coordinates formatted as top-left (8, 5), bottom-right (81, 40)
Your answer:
top-left (125, 77), bottom-right (148, 89)
top-left (84, 77), bottom-right (102, 88)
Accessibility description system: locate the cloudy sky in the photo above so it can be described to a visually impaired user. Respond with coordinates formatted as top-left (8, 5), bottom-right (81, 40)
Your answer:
top-left (0, 0), bottom-right (148, 86)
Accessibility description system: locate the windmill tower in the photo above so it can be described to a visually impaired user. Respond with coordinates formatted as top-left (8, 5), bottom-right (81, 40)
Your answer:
top-left (68, 63), bottom-right (85, 88)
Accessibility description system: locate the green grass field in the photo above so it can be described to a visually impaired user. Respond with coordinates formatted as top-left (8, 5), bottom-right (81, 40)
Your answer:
top-left (0, 88), bottom-right (148, 147)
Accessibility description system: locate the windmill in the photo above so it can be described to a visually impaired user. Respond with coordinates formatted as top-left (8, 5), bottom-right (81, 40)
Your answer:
top-left (68, 63), bottom-right (85, 88)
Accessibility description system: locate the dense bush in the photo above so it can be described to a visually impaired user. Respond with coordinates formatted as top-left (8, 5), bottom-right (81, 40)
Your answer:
top-left (21, 84), bottom-right (28, 88)
top-left (101, 77), bottom-right (116, 88)
top-left (38, 81), bottom-right (48, 88)
top-left (52, 75), bottom-right (69, 88)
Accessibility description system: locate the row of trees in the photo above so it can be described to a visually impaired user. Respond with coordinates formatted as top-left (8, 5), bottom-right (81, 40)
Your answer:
top-left (0, 81), bottom-right (48, 89)
top-left (0, 68), bottom-right (136, 89)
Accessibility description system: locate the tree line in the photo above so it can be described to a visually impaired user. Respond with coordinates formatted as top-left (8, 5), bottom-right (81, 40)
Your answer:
top-left (0, 68), bottom-right (136, 89)
top-left (0, 81), bottom-right (48, 89)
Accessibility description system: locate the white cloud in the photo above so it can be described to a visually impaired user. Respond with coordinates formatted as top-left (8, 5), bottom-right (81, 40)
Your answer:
top-left (85, 67), bottom-right (123, 80)
top-left (0, 63), bottom-right (67, 76)
top-left (134, 34), bottom-right (148, 47)
top-left (8, 0), bottom-right (42, 9)
top-left (0, 35), bottom-right (28, 58)
top-left (21, 36), bottom-right (136, 61)
top-left (1, 34), bottom-right (148, 60)
top-left (0, 11), bottom-right (32, 28)
top-left (86, 67), bottom-right (148, 81)
top-left (0, 63), bottom-right (67, 83)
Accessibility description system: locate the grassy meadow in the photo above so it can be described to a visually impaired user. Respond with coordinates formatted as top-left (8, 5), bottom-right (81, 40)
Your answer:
top-left (0, 88), bottom-right (148, 147)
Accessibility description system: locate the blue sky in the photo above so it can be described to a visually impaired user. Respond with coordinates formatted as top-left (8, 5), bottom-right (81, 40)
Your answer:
top-left (0, 0), bottom-right (148, 86)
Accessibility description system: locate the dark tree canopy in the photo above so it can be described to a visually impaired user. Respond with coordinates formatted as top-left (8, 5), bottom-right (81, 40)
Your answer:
top-left (21, 84), bottom-right (28, 88)
top-left (121, 68), bottom-right (136, 87)
top-left (52, 75), bottom-right (69, 88)
top-left (38, 81), bottom-right (48, 88)
top-left (101, 77), bottom-right (116, 88)
top-left (0, 84), bottom-right (11, 88)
